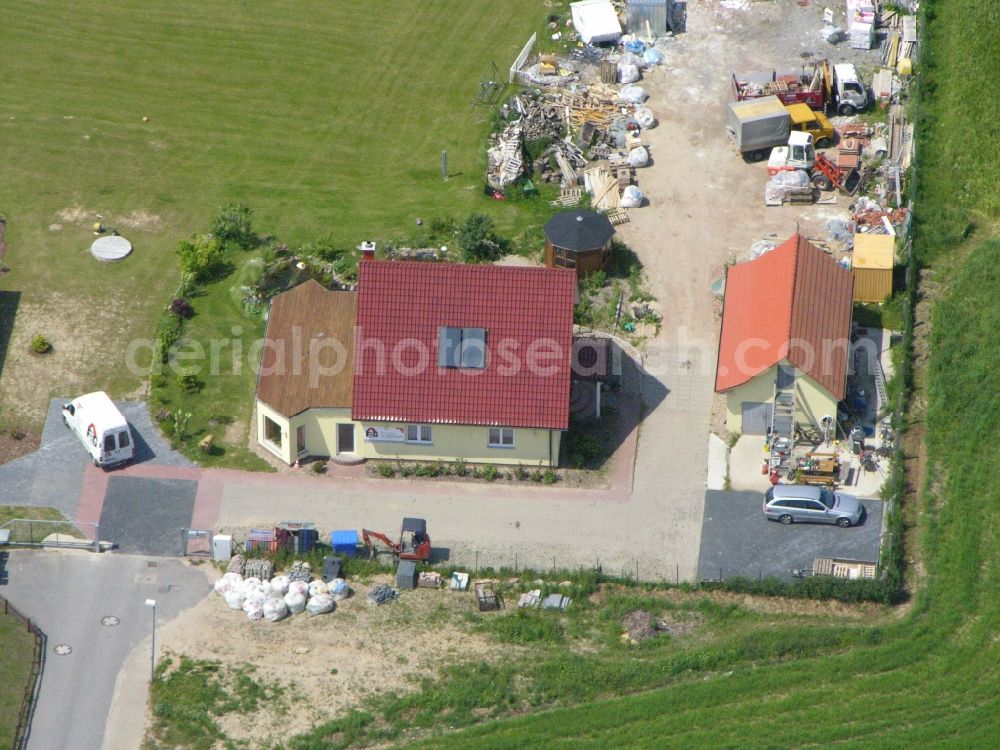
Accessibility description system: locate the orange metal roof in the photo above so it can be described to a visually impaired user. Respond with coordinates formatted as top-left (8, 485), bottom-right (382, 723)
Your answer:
top-left (715, 235), bottom-right (854, 399)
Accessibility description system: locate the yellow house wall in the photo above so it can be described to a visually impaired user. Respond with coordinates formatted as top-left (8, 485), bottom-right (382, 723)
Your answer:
top-left (793, 372), bottom-right (839, 429)
top-left (723, 363), bottom-right (840, 433)
top-left (724, 365), bottom-right (777, 433)
top-left (256, 400), bottom-right (294, 464)
top-left (256, 400), bottom-right (561, 466)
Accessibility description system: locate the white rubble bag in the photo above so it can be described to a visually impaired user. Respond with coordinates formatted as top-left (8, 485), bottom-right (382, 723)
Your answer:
top-left (627, 146), bottom-right (650, 167)
top-left (284, 591), bottom-right (307, 615)
top-left (287, 580), bottom-right (310, 598)
top-left (306, 593), bottom-right (335, 616)
top-left (269, 575), bottom-right (290, 596)
top-left (263, 597), bottom-right (288, 622)
top-left (617, 63), bottom-right (640, 84)
top-left (328, 578), bottom-right (350, 601)
top-left (621, 185), bottom-right (644, 208)
top-left (223, 589), bottom-right (246, 610)
top-left (634, 107), bottom-right (656, 129)
top-left (619, 85), bottom-right (649, 104)
top-left (308, 580), bottom-right (328, 598)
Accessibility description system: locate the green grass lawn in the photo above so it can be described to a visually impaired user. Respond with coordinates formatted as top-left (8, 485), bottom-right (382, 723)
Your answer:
top-left (0, 603), bottom-right (36, 749)
top-left (0, 0), bottom-right (546, 430)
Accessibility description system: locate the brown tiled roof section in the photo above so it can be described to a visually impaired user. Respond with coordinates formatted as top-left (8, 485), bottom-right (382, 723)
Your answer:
top-left (787, 235), bottom-right (854, 399)
top-left (255, 280), bottom-right (356, 416)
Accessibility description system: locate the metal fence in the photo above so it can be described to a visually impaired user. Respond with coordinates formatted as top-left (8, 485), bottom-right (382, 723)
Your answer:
top-left (181, 528), bottom-right (212, 557)
top-left (1, 592), bottom-right (46, 750)
top-left (0, 519), bottom-right (99, 552)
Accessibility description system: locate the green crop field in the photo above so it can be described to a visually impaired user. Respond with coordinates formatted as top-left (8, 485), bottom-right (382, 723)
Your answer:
top-left (0, 0), bottom-right (545, 430)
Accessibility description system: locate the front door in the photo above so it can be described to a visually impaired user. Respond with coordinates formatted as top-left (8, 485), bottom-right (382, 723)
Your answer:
top-left (296, 425), bottom-right (307, 457)
top-left (337, 423), bottom-right (355, 454)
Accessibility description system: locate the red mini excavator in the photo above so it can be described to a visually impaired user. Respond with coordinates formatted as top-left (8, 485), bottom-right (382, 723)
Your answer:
top-left (361, 517), bottom-right (432, 561)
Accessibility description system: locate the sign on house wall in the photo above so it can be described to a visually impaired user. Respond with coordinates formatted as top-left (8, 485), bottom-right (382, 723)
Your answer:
top-left (363, 426), bottom-right (405, 443)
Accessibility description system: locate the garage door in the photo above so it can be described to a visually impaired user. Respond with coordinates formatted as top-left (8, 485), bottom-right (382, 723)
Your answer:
top-left (741, 402), bottom-right (773, 435)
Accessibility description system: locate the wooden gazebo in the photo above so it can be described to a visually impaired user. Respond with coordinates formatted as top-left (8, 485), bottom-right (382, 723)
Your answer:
top-left (543, 210), bottom-right (615, 279)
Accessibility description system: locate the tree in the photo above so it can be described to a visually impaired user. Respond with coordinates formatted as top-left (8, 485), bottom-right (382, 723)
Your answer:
top-left (211, 202), bottom-right (256, 248)
top-left (458, 213), bottom-right (503, 263)
top-left (177, 234), bottom-right (228, 283)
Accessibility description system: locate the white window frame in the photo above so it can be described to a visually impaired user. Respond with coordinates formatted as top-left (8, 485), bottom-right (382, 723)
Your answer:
top-left (488, 428), bottom-right (515, 448)
top-left (406, 424), bottom-right (433, 444)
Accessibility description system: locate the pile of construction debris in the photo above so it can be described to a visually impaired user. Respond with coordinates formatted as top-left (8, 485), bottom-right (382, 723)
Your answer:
top-left (488, 39), bottom-right (666, 224)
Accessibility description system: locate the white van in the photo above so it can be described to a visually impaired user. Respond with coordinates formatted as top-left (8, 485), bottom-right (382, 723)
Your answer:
top-left (62, 391), bottom-right (135, 468)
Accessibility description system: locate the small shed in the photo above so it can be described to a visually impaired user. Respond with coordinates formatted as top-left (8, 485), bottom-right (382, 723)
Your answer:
top-left (852, 233), bottom-right (894, 303)
top-left (544, 210), bottom-right (615, 279)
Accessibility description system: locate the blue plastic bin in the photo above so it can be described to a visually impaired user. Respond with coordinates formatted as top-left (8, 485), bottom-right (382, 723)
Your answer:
top-left (331, 529), bottom-right (359, 557)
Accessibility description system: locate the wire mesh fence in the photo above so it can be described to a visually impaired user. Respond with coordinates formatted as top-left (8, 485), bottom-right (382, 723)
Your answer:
top-left (0, 518), bottom-right (99, 551)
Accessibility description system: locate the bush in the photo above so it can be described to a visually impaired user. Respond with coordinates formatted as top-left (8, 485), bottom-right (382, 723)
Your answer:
top-left (514, 464), bottom-right (528, 481)
top-left (30, 334), bottom-right (52, 354)
top-left (543, 469), bottom-right (558, 485)
top-left (458, 213), bottom-right (504, 263)
top-left (453, 458), bottom-right (468, 477)
top-left (177, 234), bottom-right (229, 283)
top-left (211, 202), bottom-right (256, 249)
top-left (483, 464), bottom-right (499, 482)
top-left (154, 313), bottom-right (184, 364)
top-left (377, 463), bottom-right (395, 478)
top-left (530, 469), bottom-right (543, 483)
top-left (176, 373), bottom-right (202, 393)
top-left (311, 461), bottom-right (327, 474)
top-left (169, 297), bottom-right (194, 318)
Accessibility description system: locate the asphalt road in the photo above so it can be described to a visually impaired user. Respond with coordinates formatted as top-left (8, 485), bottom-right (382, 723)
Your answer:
top-left (697, 490), bottom-right (885, 581)
top-left (2, 549), bottom-right (211, 750)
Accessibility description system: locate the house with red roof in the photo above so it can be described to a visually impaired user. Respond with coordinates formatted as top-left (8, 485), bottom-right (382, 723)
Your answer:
top-left (714, 234), bottom-right (854, 438)
top-left (255, 257), bottom-right (576, 466)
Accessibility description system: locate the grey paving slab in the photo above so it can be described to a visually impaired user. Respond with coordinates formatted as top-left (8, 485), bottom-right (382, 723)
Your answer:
top-left (697, 490), bottom-right (884, 582)
top-left (0, 398), bottom-right (193, 516)
top-left (1, 550), bottom-right (210, 750)
top-left (99, 477), bottom-right (197, 556)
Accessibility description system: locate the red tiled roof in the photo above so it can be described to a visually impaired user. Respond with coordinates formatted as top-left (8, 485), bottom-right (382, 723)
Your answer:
top-left (715, 234), bottom-right (854, 398)
top-left (352, 260), bottom-right (576, 429)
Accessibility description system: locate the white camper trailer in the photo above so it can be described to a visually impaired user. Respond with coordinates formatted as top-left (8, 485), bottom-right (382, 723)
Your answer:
top-left (62, 391), bottom-right (135, 468)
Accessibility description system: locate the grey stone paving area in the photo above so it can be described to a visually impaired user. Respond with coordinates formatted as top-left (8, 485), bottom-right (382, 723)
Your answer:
top-left (697, 490), bottom-right (885, 582)
top-left (0, 398), bottom-right (193, 516)
top-left (99, 476), bottom-right (198, 556)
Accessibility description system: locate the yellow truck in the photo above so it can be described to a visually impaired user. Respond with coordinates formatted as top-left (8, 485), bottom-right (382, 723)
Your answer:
top-left (786, 103), bottom-right (836, 149)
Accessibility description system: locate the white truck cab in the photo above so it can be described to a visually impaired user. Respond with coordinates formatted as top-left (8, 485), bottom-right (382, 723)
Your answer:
top-left (831, 63), bottom-right (869, 115)
top-left (62, 391), bottom-right (135, 468)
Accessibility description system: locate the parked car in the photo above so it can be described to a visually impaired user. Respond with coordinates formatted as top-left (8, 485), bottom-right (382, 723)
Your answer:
top-left (763, 484), bottom-right (863, 528)
top-left (62, 391), bottom-right (134, 469)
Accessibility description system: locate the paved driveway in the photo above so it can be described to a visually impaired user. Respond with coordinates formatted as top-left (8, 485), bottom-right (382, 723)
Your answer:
top-left (2, 550), bottom-right (210, 750)
top-left (99, 477), bottom-right (198, 556)
top-left (697, 490), bottom-right (885, 581)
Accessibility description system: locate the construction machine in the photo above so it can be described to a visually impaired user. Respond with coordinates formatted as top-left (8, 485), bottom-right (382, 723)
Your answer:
top-left (362, 517), bottom-right (432, 561)
top-left (767, 132), bottom-right (864, 195)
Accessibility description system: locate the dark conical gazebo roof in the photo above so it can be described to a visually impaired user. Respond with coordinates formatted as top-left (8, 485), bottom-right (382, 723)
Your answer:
top-left (543, 210), bottom-right (615, 252)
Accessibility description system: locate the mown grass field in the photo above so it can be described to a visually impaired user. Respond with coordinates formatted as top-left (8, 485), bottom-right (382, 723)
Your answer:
top-left (0, 0), bottom-right (544, 430)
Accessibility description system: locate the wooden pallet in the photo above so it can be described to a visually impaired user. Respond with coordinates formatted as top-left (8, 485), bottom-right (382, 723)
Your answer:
top-left (605, 208), bottom-right (630, 225)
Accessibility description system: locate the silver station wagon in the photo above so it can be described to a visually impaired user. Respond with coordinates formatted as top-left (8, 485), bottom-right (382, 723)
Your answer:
top-left (763, 485), bottom-right (864, 528)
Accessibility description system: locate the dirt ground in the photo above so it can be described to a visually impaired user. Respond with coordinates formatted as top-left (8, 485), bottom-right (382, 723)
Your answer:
top-left (154, 570), bottom-right (506, 748)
